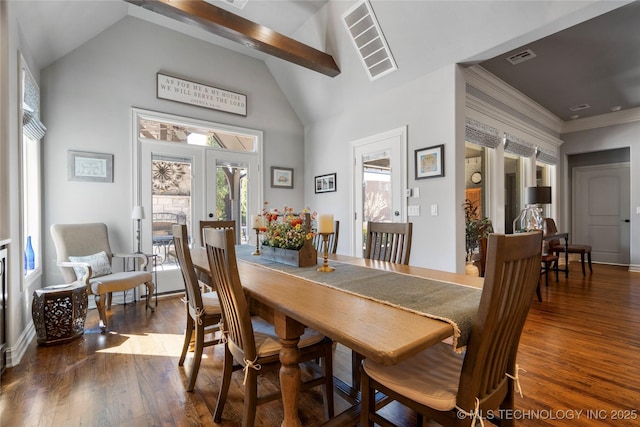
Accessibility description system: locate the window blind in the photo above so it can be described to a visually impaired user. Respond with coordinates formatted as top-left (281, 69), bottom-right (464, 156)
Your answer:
top-left (22, 67), bottom-right (46, 140)
top-left (465, 118), bottom-right (500, 149)
top-left (536, 147), bottom-right (559, 165)
top-left (504, 133), bottom-right (535, 157)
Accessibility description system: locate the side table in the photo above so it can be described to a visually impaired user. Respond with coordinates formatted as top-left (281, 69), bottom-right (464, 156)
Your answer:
top-left (32, 282), bottom-right (88, 345)
top-left (122, 253), bottom-right (158, 306)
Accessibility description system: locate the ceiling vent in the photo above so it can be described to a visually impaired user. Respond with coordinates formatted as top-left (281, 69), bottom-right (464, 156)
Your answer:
top-left (505, 49), bottom-right (537, 65)
top-left (342, 0), bottom-right (397, 81)
top-left (569, 103), bottom-right (591, 112)
top-left (206, 0), bottom-right (248, 10)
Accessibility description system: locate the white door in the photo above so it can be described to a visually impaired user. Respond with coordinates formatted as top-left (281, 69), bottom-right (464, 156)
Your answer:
top-left (573, 163), bottom-right (630, 265)
top-left (352, 127), bottom-right (407, 257)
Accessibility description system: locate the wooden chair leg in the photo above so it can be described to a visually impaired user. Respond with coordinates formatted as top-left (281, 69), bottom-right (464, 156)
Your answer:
top-left (179, 314), bottom-right (194, 366)
top-left (243, 368), bottom-right (259, 427)
top-left (580, 253), bottom-right (586, 276)
top-left (536, 278), bottom-right (542, 302)
top-left (588, 252), bottom-right (593, 273)
top-left (352, 351), bottom-right (364, 391)
top-left (95, 294), bottom-right (108, 332)
top-left (214, 345), bottom-right (234, 423)
top-left (322, 347), bottom-right (335, 419)
top-left (360, 365), bottom-right (374, 427)
top-left (186, 323), bottom-right (204, 392)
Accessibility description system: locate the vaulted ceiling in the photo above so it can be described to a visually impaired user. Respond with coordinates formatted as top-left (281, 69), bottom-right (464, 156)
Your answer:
top-left (13, 0), bottom-right (639, 124)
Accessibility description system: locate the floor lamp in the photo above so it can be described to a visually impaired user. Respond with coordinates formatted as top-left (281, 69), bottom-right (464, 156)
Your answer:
top-left (131, 206), bottom-right (145, 253)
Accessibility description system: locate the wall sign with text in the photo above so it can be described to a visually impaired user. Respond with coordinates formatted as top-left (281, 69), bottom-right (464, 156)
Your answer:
top-left (157, 73), bottom-right (247, 116)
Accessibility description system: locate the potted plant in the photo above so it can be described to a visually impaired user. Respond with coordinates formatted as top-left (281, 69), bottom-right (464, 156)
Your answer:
top-left (463, 199), bottom-right (493, 263)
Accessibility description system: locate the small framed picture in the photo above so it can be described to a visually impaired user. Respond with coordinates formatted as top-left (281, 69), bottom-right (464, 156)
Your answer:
top-left (415, 144), bottom-right (444, 179)
top-left (271, 166), bottom-right (294, 189)
top-left (315, 173), bottom-right (337, 193)
top-left (68, 150), bottom-right (114, 183)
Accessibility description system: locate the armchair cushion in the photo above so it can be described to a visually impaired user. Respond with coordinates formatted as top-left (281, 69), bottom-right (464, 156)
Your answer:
top-left (88, 270), bottom-right (153, 295)
top-left (69, 251), bottom-right (112, 279)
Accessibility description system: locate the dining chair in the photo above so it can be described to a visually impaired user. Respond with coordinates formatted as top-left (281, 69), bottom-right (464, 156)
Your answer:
top-left (313, 220), bottom-right (340, 254)
top-left (543, 218), bottom-right (592, 275)
top-left (360, 231), bottom-right (543, 427)
top-left (50, 223), bottom-right (155, 332)
top-left (352, 221), bottom-right (414, 390)
top-left (204, 228), bottom-right (335, 426)
top-left (364, 221), bottom-right (413, 265)
top-left (199, 220), bottom-right (236, 247)
top-left (172, 224), bottom-right (223, 392)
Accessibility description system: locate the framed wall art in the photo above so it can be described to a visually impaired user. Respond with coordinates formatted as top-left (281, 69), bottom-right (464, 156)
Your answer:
top-left (271, 166), bottom-right (294, 189)
top-left (415, 144), bottom-right (444, 179)
top-left (68, 150), bottom-right (114, 183)
top-left (315, 173), bottom-right (336, 193)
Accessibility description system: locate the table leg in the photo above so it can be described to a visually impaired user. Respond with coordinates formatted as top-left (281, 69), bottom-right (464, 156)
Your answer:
top-left (563, 237), bottom-right (569, 278)
top-left (274, 312), bottom-right (305, 427)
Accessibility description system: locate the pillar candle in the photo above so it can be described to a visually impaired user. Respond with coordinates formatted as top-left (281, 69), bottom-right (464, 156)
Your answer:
top-left (318, 214), bottom-right (334, 233)
top-left (251, 215), bottom-right (262, 229)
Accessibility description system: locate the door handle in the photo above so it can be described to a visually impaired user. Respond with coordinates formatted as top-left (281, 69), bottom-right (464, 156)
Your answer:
top-left (622, 219), bottom-right (630, 223)
top-left (394, 211), bottom-right (400, 216)
top-left (209, 213), bottom-right (214, 218)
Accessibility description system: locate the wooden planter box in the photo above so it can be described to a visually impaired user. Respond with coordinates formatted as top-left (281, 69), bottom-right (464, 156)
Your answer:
top-left (260, 240), bottom-right (317, 267)
top-left (260, 212), bottom-right (317, 267)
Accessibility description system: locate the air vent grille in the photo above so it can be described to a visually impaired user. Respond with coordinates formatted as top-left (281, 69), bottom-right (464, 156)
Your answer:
top-left (506, 49), bottom-right (537, 65)
top-left (205, 0), bottom-right (248, 10)
top-left (569, 103), bottom-right (591, 112)
top-left (343, 0), bottom-right (397, 81)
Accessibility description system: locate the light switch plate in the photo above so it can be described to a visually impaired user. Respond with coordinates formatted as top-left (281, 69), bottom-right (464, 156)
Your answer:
top-left (408, 205), bottom-right (420, 216)
top-left (430, 204), bottom-right (438, 216)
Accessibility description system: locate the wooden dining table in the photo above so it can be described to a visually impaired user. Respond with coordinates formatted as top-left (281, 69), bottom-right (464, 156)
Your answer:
top-left (190, 247), bottom-right (483, 427)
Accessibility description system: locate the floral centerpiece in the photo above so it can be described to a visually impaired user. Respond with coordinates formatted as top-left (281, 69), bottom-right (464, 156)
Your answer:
top-left (260, 205), bottom-right (316, 250)
top-left (259, 204), bottom-right (318, 267)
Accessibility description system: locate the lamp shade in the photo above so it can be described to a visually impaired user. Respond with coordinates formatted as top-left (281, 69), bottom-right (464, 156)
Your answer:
top-left (525, 186), bottom-right (551, 205)
top-left (131, 205), bottom-right (145, 220)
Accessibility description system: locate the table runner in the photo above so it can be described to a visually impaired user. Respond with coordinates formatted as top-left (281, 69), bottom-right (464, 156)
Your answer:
top-left (235, 245), bottom-right (481, 351)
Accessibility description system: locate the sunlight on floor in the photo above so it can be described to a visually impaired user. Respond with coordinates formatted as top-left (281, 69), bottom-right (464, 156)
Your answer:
top-left (96, 332), bottom-right (191, 357)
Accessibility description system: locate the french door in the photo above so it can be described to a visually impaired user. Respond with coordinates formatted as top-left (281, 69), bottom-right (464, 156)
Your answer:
top-left (134, 109), bottom-right (262, 294)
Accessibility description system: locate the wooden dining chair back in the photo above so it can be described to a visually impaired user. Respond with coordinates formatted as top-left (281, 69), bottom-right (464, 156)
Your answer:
top-left (204, 228), bottom-right (335, 426)
top-left (364, 221), bottom-right (413, 265)
top-left (199, 220), bottom-right (236, 247)
top-left (543, 217), bottom-right (592, 275)
top-left (172, 224), bottom-right (222, 392)
top-left (361, 231), bottom-right (543, 427)
top-left (313, 220), bottom-right (340, 254)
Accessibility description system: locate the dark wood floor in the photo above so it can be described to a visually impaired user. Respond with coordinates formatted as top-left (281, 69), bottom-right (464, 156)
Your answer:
top-left (1, 262), bottom-right (639, 426)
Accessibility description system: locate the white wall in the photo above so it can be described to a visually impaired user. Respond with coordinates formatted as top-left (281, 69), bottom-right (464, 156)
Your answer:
top-left (560, 122), bottom-right (640, 270)
top-left (40, 17), bottom-right (306, 287)
top-left (304, 65), bottom-right (467, 272)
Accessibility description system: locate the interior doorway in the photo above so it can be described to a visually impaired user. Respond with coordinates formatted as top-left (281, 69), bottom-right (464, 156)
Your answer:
top-left (351, 126), bottom-right (407, 257)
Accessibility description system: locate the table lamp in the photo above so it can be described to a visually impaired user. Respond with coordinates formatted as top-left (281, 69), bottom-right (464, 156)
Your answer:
top-left (513, 186), bottom-right (551, 232)
top-left (131, 205), bottom-right (145, 253)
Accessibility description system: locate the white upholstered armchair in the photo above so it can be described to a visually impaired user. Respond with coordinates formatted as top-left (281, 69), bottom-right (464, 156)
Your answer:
top-left (51, 223), bottom-right (155, 332)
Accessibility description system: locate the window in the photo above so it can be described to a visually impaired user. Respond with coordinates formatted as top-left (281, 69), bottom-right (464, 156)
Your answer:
top-left (21, 57), bottom-right (45, 282)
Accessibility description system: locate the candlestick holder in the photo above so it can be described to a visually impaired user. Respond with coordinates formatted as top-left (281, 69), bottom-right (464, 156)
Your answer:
top-left (252, 228), bottom-right (261, 256)
top-left (317, 233), bottom-right (334, 272)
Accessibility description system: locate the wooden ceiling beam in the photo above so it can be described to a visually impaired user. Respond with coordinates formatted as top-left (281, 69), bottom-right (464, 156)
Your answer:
top-left (125, 0), bottom-right (340, 77)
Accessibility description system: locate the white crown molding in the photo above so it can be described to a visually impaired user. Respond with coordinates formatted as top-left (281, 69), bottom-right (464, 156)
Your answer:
top-left (465, 65), bottom-right (564, 134)
top-left (561, 107), bottom-right (640, 134)
top-left (466, 94), bottom-right (563, 150)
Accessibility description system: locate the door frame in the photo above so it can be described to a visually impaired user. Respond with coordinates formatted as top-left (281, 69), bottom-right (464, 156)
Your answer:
top-left (350, 126), bottom-right (408, 257)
